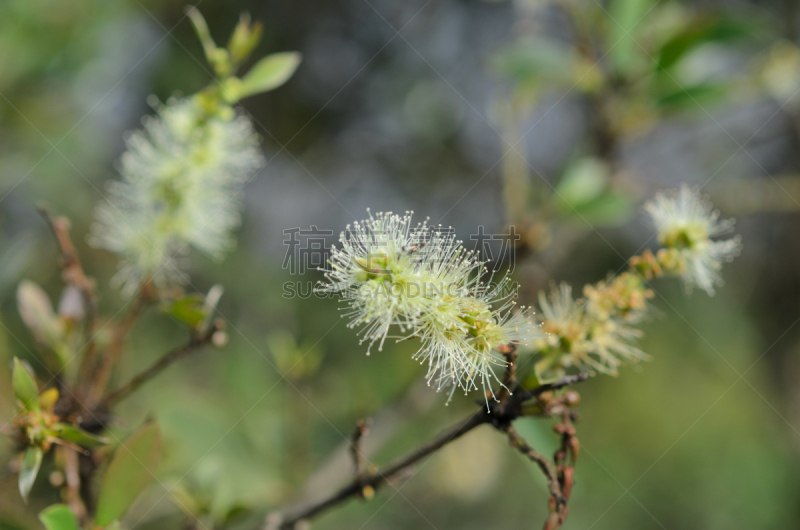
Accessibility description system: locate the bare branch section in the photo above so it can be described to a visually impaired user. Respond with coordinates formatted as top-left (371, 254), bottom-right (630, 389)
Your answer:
top-left (349, 420), bottom-right (370, 488)
top-left (38, 207), bottom-right (98, 386)
top-left (269, 372), bottom-right (588, 530)
top-left (504, 424), bottom-right (566, 529)
top-left (103, 321), bottom-right (222, 407)
top-left (84, 285), bottom-right (154, 407)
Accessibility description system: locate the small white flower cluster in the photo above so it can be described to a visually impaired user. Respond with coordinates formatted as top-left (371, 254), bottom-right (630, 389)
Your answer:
top-left (318, 211), bottom-right (540, 402)
top-left (535, 282), bottom-right (648, 378)
top-left (537, 280), bottom-right (648, 379)
top-left (644, 185), bottom-right (742, 295)
top-left (91, 97), bottom-right (264, 296)
top-left (531, 184), bottom-right (742, 382)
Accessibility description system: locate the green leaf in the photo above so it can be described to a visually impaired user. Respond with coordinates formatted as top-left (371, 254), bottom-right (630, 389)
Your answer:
top-left (18, 447), bottom-right (43, 502)
top-left (568, 192), bottom-right (634, 226)
top-left (39, 504), bottom-right (80, 530)
top-left (655, 82), bottom-right (726, 110)
top-left (17, 281), bottom-right (68, 366)
top-left (187, 7), bottom-right (217, 63)
top-left (237, 52), bottom-right (302, 100)
top-left (95, 422), bottom-right (162, 526)
top-left (555, 158), bottom-right (610, 210)
top-left (52, 423), bottom-right (110, 448)
top-left (187, 7), bottom-right (230, 77)
top-left (12, 358), bottom-right (40, 411)
top-left (492, 38), bottom-right (574, 85)
top-left (608, 0), bottom-right (656, 76)
top-left (656, 16), bottom-right (753, 72)
top-left (161, 295), bottom-right (206, 330)
top-left (227, 13), bottom-right (263, 64)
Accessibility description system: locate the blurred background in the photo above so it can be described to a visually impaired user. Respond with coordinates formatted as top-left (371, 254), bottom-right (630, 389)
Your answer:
top-left (1, 0), bottom-right (800, 528)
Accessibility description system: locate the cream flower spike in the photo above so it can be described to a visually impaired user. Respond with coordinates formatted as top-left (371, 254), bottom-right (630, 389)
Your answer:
top-left (318, 211), bottom-right (541, 404)
top-left (644, 185), bottom-right (742, 295)
top-left (91, 97), bottom-right (263, 296)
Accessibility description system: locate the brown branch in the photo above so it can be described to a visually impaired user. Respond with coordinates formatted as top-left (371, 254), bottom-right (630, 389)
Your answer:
top-left (495, 344), bottom-right (518, 403)
top-left (350, 420), bottom-right (369, 478)
top-left (84, 286), bottom-right (153, 407)
top-left (102, 324), bottom-right (219, 407)
top-left (38, 207), bottom-right (99, 388)
top-left (270, 373), bottom-right (589, 530)
top-left (62, 446), bottom-right (87, 523)
top-left (504, 424), bottom-right (567, 529)
top-left (272, 410), bottom-right (488, 529)
top-left (511, 373), bottom-right (589, 405)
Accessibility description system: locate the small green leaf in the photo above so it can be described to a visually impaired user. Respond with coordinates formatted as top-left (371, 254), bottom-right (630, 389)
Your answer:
top-left (38, 388), bottom-right (59, 411)
top-left (161, 295), bottom-right (206, 329)
top-left (227, 13), bottom-right (263, 64)
top-left (568, 192), bottom-right (634, 226)
top-left (237, 52), bottom-right (301, 100)
top-left (608, 0), bottom-right (656, 76)
top-left (656, 16), bottom-right (754, 72)
top-left (555, 158), bottom-right (609, 210)
top-left (492, 38), bottom-right (574, 85)
top-left (19, 447), bottom-right (43, 502)
top-left (39, 504), bottom-right (80, 530)
top-left (18, 281), bottom-right (69, 363)
top-left (95, 422), bottom-right (162, 526)
top-left (12, 358), bottom-right (40, 411)
top-left (187, 7), bottom-right (217, 63)
top-left (52, 423), bottom-right (110, 448)
top-left (655, 83), bottom-right (726, 110)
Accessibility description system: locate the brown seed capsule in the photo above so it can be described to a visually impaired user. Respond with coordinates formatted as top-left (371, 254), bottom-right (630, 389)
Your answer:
top-left (562, 466), bottom-right (574, 499)
top-left (212, 330), bottom-right (229, 348)
top-left (569, 437), bottom-right (580, 461)
top-left (49, 471), bottom-right (65, 487)
top-left (563, 390), bottom-right (580, 407)
top-left (538, 390), bottom-right (553, 404)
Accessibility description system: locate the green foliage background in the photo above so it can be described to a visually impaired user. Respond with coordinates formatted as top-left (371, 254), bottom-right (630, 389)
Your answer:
top-left (1, 0), bottom-right (800, 528)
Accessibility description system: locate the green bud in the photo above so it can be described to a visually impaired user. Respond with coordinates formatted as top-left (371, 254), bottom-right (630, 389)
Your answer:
top-left (228, 13), bottom-right (263, 65)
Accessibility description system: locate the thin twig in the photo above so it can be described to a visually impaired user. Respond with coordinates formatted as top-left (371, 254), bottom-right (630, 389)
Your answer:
top-left (38, 207), bottom-right (98, 390)
top-left (272, 410), bottom-right (488, 529)
top-left (503, 424), bottom-right (566, 529)
top-left (102, 324), bottom-right (219, 407)
top-left (85, 286), bottom-right (153, 407)
top-left (270, 373), bottom-right (589, 529)
top-left (350, 420), bottom-right (369, 480)
top-left (495, 344), bottom-right (518, 403)
top-left (62, 446), bottom-right (87, 523)
top-left (511, 373), bottom-right (589, 405)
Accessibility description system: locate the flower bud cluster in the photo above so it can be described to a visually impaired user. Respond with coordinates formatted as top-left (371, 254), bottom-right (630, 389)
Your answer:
top-left (532, 185), bottom-right (741, 381)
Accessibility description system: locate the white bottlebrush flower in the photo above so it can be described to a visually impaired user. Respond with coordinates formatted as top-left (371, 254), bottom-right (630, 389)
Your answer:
top-left (91, 97), bottom-right (264, 296)
top-left (644, 184), bottom-right (741, 295)
top-left (534, 283), bottom-right (647, 377)
top-left (318, 211), bottom-right (540, 402)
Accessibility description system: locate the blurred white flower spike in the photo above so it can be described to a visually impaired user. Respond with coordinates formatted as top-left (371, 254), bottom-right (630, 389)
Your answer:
top-left (91, 97), bottom-right (263, 296)
top-left (91, 8), bottom-right (301, 297)
top-left (644, 185), bottom-right (742, 295)
top-left (318, 211), bottom-right (541, 404)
